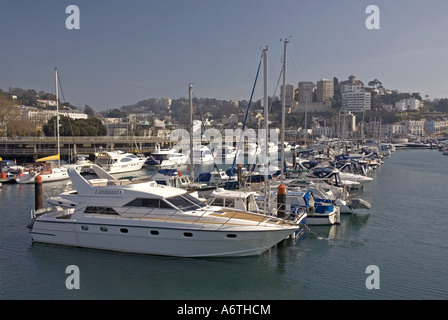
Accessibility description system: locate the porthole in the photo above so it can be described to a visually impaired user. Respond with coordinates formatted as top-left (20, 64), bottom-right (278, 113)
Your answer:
top-left (81, 225), bottom-right (89, 231)
top-left (120, 228), bottom-right (129, 233)
top-left (150, 230), bottom-right (159, 236)
top-left (226, 234), bottom-right (237, 238)
top-left (100, 227), bottom-right (108, 232)
top-left (183, 232), bottom-right (193, 237)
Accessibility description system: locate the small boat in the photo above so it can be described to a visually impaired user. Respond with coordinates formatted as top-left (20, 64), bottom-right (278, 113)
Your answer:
top-left (214, 145), bottom-right (237, 162)
top-left (94, 150), bottom-right (146, 174)
top-left (256, 189), bottom-right (340, 226)
top-left (15, 165), bottom-right (69, 184)
top-left (29, 164), bottom-right (305, 257)
top-left (145, 145), bottom-right (189, 167)
top-left (194, 170), bottom-right (239, 189)
top-left (15, 155), bottom-right (70, 184)
top-left (400, 140), bottom-right (431, 148)
top-left (185, 145), bottom-right (215, 164)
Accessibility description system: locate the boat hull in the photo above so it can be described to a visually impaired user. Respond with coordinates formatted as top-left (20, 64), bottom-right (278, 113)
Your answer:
top-left (15, 170), bottom-right (69, 184)
top-left (30, 218), bottom-right (300, 257)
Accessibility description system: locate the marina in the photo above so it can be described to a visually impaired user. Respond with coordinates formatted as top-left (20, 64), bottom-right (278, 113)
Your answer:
top-left (1, 147), bottom-right (448, 299)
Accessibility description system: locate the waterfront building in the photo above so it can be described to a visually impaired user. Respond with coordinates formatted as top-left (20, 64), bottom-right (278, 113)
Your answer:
top-left (406, 120), bottom-right (425, 137)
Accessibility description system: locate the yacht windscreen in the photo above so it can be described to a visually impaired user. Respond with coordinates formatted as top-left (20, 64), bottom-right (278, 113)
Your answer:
top-left (165, 193), bottom-right (206, 211)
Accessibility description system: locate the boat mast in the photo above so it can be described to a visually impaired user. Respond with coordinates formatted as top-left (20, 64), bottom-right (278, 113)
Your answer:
top-left (55, 67), bottom-right (60, 167)
top-left (280, 39), bottom-right (288, 182)
top-left (263, 47), bottom-right (269, 181)
top-left (189, 83), bottom-right (194, 180)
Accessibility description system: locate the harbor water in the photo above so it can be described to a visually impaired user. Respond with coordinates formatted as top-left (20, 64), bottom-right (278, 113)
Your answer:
top-left (0, 148), bottom-right (447, 300)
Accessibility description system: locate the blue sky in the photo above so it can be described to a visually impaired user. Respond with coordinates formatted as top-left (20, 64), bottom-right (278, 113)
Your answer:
top-left (1, 0), bottom-right (447, 110)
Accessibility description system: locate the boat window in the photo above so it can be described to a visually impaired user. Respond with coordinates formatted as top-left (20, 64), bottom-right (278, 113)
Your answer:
top-left (125, 198), bottom-right (160, 208)
top-left (159, 200), bottom-right (173, 209)
top-left (120, 157), bottom-right (133, 162)
top-left (165, 193), bottom-right (206, 211)
top-left (210, 198), bottom-right (224, 207)
top-left (84, 206), bottom-right (119, 215)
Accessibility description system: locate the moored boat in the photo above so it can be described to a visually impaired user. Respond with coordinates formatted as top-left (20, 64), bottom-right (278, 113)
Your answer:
top-left (29, 164), bottom-right (305, 257)
top-left (94, 150), bottom-right (146, 174)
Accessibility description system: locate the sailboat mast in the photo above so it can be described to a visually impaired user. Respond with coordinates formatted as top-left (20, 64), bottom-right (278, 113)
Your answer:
top-left (281, 39), bottom-right (288, 182)
top-left (189, 83), bottom-right (194, 180)
top-left (55, 67), bottom-right (60, 167)
top-left (263, 47), bottom-right (268, 179)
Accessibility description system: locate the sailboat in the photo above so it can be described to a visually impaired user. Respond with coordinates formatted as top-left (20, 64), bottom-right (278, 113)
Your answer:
top-left (15, 68), bottom-right (69, 184)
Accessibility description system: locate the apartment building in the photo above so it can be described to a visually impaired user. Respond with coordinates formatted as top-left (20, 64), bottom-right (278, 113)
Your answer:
top-left (341, 75), bottom-right (371, 113)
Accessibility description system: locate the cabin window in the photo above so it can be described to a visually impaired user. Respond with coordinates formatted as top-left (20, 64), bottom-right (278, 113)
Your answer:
top-left (159, 200), bottom-right (173, 209)
top-left (100, 227), bottom-right (108, 232)
top-left (120, 228), bottom-right (128, 233)
top-left (150, 230), bottom-right (159, 236)
top-left (81, 226), bottom-right (89, 231)
top-left (125, 198), bottom-right (160, 208)
top-left (210, 198), bottom-right (224, 207)
top-left (84, 206), bottom-right (119, 215)
top-left (183, 232), bottom-right (193, 237)
top-left (226, 234), bottom-right (237, 238)
top-left (165, 194), bottom-right (206, 211)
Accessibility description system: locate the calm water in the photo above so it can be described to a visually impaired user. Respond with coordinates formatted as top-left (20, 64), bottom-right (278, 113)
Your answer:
top-left (1, 149), bottom-right (447, 300)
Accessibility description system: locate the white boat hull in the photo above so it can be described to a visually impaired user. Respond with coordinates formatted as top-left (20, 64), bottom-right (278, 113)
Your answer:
top-left (15, 169), bottom-right (69, 184)
top-left (105, 162), bottom-right (145, 174)
top-left (31, 218), bottom-right (298, 257)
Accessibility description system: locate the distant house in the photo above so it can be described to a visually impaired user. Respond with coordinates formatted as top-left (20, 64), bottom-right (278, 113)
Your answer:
top-left (37, 99), bottom-right (58, 107)
top-left (394, 98), bottom-right (423, 111)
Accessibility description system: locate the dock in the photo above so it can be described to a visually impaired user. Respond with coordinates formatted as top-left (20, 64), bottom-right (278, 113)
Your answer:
top-left (0, 136), bottom-right (174, 162)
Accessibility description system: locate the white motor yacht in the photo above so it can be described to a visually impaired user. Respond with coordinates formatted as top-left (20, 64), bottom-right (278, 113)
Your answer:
top-left (30, 164), bottom-right (304, 257)
top-left (94, 150), bottom-right (146, 174)
top-left (145, 145), bottom-right (189, 167)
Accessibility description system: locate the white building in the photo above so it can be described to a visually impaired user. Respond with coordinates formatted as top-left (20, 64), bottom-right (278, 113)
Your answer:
top-left (23, 107), bottom-right (88, 123)
top-left (37, 99), bottom-right (58, 107)
top-left (425, 119), bottom-right (448, 136)
top-left (395, 98), bottom-right (423, 111)
top-left (341, 75), bottom-right (371, 113)
top-left (406, 120), bottom-right (425, 136)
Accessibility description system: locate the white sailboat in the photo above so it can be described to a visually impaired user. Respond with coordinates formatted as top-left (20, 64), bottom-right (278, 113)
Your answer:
top-left (15, 68), bottom-right (69, 184)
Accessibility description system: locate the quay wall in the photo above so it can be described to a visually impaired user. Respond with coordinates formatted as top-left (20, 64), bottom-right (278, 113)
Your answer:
top-left (0, 136), bottom-right (174, 162)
